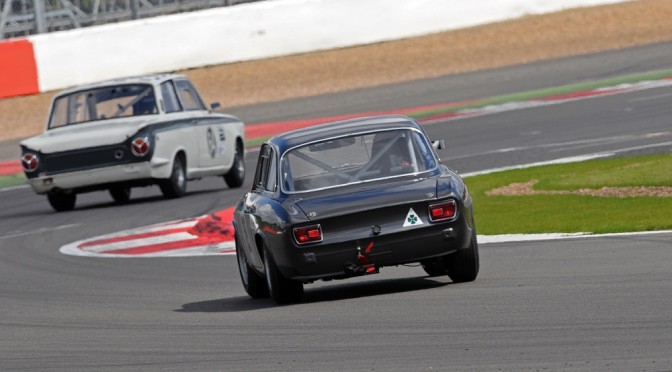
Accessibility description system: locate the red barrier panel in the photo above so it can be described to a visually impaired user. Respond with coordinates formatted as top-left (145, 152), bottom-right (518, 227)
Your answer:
top-left (0, 39), bottom-right (39, 99)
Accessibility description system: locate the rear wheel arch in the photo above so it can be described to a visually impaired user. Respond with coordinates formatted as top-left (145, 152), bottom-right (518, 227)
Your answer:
top-left (224, 138), bottom-right (245, 188)
top-left (254, 233), bottom-right (266, 265)
top-left (235, 137), bottom-right (244, 154)
top-left (174, 150), bottom-right (187, 172)
top-left (159, 151), bottom-right (188, 198)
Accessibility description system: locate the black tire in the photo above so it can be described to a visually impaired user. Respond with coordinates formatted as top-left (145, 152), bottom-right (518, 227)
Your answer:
top-left (224, 141), bottom-right (245, 188)
top-left (109, 186), bottom-right (131, 204)
top-left (263, 243), bottom-right (303, 304)
top-left (445, 231), bottom-right (480, 283)
top-left (236, 237), bottom-right (268, 299)
top-left (47, 192), bottom-right (76, 212)
top-left (421, 257), bottom-right (448, 277)
top-left (160, 155), bottom-right (187, 198)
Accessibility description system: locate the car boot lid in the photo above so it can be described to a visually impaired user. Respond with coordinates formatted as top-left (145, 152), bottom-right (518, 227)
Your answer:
top-left (293, 178), bottom-right (440, 221)
top-left (20, 117), bottom-right (159, 153)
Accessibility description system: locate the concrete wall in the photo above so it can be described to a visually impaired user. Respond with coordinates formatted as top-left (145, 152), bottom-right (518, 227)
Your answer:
top-left (0, 0), bottom-right (628, 99)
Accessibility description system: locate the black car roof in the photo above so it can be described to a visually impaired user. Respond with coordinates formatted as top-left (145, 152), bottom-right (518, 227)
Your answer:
top-left (268, 115), bottom-right (423, 153)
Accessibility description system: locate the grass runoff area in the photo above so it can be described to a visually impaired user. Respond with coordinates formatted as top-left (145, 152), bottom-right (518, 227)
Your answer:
top-left (467, 153), bottom-right (672, 235)
top-left (0, 173), bottom-right (25, 189)
top-left (2, 153), bottom-right (670, 235)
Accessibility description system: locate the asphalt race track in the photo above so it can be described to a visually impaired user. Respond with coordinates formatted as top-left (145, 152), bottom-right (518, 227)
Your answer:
top-left (1, 42), bottom-right (672, 370)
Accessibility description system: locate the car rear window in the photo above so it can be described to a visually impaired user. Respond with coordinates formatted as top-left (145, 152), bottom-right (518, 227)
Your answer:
top-left (48, 84), bottom-right (157, 128)
top-left (281, 129), bottom-right (438, 193)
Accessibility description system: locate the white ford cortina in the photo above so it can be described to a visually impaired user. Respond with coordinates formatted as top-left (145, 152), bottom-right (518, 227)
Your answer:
top-left (20, 74), bottom-right (246, 212)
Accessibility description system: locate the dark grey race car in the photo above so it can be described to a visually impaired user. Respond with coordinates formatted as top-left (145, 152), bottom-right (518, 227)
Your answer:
top-left (233, 115), bottom-right (478, 304)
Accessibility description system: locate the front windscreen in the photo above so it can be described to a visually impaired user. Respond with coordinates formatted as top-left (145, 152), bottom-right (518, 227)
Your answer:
top-left (48, 84), bottom-right (157, 129)
top-left (281, 129), bottom-right (438, 193)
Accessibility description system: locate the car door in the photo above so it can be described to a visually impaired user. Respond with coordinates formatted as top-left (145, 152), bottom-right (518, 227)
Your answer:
top-left (237, 145), bottom-right (278, 269)
top-left (199, 115), bottom-right (237, 172)
top-left (172, 79), bottom-right (216, 169)
top-left (155, 80), bottom-right (199, 166)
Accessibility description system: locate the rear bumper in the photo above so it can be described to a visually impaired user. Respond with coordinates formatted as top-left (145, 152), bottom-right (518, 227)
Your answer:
top-left (271, 216), bottom-right (473, 281)
top-left (27, 158), bottom-right (171, 194)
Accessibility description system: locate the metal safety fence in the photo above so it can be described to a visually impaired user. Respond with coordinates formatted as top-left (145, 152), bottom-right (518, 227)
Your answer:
top-left (1, 0), bottom-right (265, 40)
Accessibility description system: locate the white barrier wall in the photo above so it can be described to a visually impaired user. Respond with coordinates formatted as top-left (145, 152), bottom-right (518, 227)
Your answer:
top-left (29, 0), bottom-right (628, 93)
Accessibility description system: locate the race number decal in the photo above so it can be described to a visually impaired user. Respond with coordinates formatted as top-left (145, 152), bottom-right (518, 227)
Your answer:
top-left (206, 127), bottom-right (217, 159)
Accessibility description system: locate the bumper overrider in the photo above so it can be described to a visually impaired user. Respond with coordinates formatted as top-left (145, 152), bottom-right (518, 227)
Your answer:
top-left (272, 212), bottom-right (473, 282)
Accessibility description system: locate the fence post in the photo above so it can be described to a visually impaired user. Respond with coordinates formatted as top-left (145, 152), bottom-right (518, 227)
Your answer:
top-left (131, 0), bottom-right (140, 20)
top-left (34, 0), bottom-right (47, 34)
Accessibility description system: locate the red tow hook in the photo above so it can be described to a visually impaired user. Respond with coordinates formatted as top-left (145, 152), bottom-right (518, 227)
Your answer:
top-left (356, 242), bottom-right (377, 274)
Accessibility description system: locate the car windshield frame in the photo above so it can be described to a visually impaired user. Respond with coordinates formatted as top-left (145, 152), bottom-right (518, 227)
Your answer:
top-left (47, 84), bottom-right (158, 129)
top-left (279, 127), bottom-right (440, 194)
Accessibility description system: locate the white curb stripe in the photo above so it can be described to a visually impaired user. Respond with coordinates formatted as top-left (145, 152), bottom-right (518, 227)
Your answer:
top-left (478, 230), bottom-right (672, 244)
top-left (60, 239), bottom-right (235, 258)
top-left (79, 232), bottom-right (198, 253)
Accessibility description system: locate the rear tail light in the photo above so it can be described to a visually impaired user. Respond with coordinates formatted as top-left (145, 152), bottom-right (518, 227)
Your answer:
top-left (131, 137), bottom-right (150, 157)
top-left (21, 153), bottom-right (39, 172)
top-left (293, 224), bottom-right (323, 245)
top-left (429, 200), bottom-right (457, 222)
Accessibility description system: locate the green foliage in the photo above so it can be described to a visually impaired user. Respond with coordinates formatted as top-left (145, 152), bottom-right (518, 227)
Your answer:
top-left (466, 154), bottom-right (672, 235)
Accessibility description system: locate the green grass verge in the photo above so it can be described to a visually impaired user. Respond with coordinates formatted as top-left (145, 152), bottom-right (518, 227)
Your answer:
top-left (0, 173), bottom-right (27, 189)
top-left (466, 154), bottom-right (672, 235)
top-left (247, 136), bottom-right (272, 148)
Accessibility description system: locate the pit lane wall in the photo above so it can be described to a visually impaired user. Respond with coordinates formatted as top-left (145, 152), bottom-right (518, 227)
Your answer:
top-left (1, 0), bottom-right (627, 99)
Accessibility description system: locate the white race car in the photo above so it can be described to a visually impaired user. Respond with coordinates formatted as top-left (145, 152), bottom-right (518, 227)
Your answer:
top-left (20, 74), bottom-right (246, 211)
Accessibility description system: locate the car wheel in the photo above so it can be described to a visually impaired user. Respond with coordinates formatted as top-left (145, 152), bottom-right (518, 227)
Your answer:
top-left (160, 155), bottom-right (187, 198)
top-left (421, 257), bottom-right (448, 277)
top-left (109, 186), bottom-right (131, 204)
top-left (263, 242), bottom-right (303, 304)
top-left (236, 237), bottom-right (268, 299)
top-left (47, 192), bottom-right (76, 212)
top-left (224, 141), bottom-right (245, 188)
top-left (445, 231), bottom-right (480, 283)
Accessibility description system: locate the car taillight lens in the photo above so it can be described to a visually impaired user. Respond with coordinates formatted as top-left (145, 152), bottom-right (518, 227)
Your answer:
top-left (131, 137), bottom-right (150, 157)
top-left (21, 153), bottom-right (39, 172)
top-left (293, 224), bottom-right (323, 245)
top-left (429, 200), bottom-right (457, 222)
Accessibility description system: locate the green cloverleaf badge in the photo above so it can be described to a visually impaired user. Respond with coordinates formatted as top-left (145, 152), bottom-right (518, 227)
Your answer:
top-left (403, 208), bottom-right (423, 227)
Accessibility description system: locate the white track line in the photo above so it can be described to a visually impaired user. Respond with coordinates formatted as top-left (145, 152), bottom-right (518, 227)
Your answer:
top-left (1, 224), bottom-right (80, 241)
top-left (478, 230), bottom-right (672, 244)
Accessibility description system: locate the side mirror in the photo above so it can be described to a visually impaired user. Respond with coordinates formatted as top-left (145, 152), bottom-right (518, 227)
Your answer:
top-left (210, 102), bottom-right (221, 110)
top-left (432, 140), bottom-right (445, 150)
